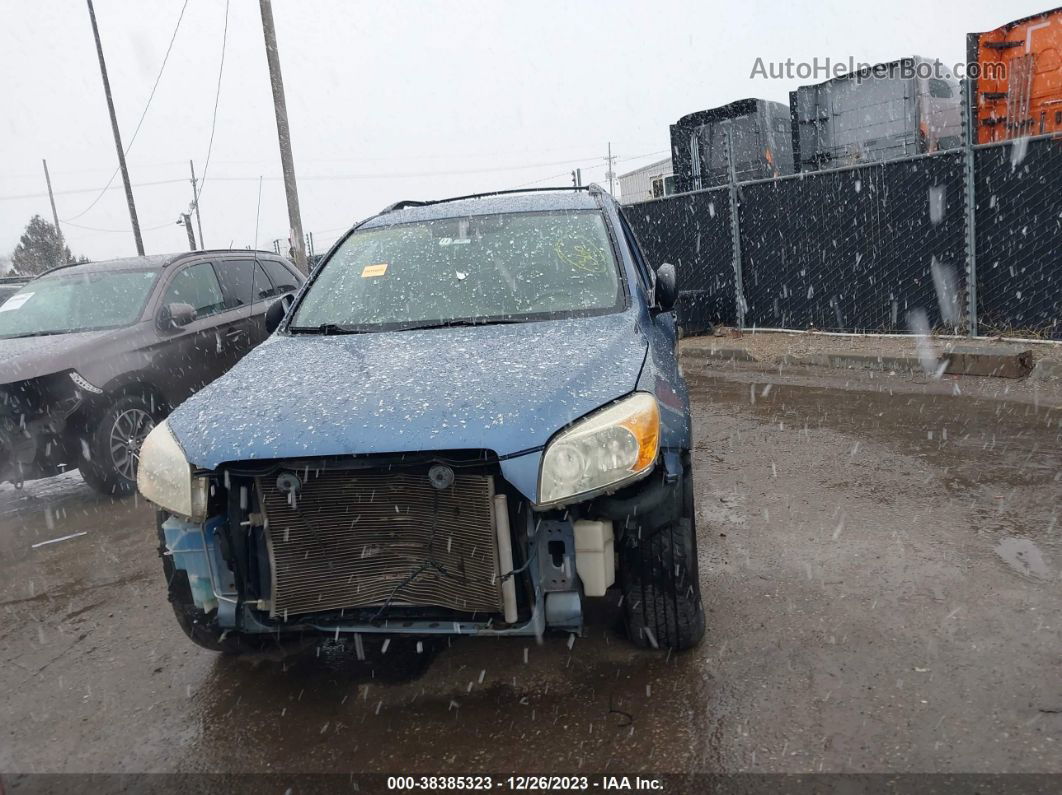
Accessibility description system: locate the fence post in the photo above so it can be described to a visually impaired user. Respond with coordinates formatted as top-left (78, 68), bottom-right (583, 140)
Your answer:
top-left (962, 77), bottom-right (979, 337)
top-left (725, 128), bottom-right (746, 329)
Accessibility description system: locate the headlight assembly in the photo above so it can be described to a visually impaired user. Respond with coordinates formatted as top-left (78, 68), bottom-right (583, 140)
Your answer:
top-left (136, 419), bottom-right (208, 520)
top-left (538, 392), bottom-right (660, 508)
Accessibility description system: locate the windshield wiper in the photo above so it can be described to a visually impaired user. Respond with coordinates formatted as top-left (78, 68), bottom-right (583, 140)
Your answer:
top-left (394, 318), bottom-right (522, 332)
top-left (287, 323), bottom-right (368, 335)
top-left (0, 330), bottom-right (77, 339)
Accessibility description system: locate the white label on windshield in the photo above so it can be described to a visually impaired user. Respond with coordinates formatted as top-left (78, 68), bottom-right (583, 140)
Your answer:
top-left (0, 292), bottom-right (33, 312)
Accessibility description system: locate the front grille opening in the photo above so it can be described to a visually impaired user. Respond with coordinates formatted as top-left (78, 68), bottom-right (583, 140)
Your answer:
top-left (257, 467), bottom-right (505, 619)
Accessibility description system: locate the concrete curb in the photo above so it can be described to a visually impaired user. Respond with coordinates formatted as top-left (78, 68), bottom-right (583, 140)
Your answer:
top-left (942, 345), bottom-right (1033, 378)
top-left (679, 338), bottom-right (1040, 380)
top-left (779, 352), bottom-right (922, 372)
top-left (682, 344), bottom-right (758, 363)
top-left (780, 349), bottom-right (1033, 378)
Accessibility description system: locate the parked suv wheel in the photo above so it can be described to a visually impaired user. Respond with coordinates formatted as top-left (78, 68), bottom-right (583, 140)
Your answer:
top-left (79, 394), bottom-right (157, 496)
top-left (619, 456), bottom-right (705, 650)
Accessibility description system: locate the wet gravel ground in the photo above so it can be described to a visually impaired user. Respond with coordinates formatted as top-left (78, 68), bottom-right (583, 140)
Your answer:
top-left (0, 365), bottom-right (1059, 774)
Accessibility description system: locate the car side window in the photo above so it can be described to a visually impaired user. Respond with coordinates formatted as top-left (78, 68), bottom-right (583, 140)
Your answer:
top-left (215, 259), bottom-right (273, 308)
top-left (618, 211), bottom-right (653, 290)
top-left (260, 258), bottom-right (300, 296)
top-left (162, 262), bottom-right (226, 318)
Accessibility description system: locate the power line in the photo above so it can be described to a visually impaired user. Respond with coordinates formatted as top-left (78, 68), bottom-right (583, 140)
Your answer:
top-left (513, 149), bottom-right (668, 188)
top-left (64, 219), bottom-right (175, 233)
top-left (192, 153), bottom-right (613, 184)
top-left (1, 150), bottom-right (671, 203)
top-left (0, 178), bottom-right (187, 202)
top-left (63, 0), bottom-right (190, 222)
top-left (194, 0), bottom-right (230, 206)
top-left (0, 144), bottom-right (669, 180)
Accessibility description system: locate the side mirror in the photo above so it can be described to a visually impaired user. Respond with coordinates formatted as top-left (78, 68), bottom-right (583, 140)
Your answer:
top-left (159, 302), bottom-right (196, 331)
top-left (653, 263), bottom-right (678, 313)
top-left (265, 293), bottom-right (295, 334)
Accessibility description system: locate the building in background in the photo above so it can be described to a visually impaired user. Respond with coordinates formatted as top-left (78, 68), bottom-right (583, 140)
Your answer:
top-left (669, 99), bottom-right (793, 193)
top-left (969, 7), bottom-right (1062, 143)
top-left (790, 56), bottom-right (962, 171)
top-left (618, 158), bottom-right (674, 204)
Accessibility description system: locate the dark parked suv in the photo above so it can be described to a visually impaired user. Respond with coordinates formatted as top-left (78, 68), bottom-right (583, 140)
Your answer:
top-left (0, 251), bottom-right (302, 494)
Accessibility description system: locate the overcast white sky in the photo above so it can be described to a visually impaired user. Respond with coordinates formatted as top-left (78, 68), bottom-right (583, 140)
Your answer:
top-left (0, 0), bottom-right (1048, 261)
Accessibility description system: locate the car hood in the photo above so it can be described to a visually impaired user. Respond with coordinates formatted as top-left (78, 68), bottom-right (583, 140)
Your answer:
top-left (0, 328), bottom-right (127, 385)
top-left (168, 312), bottom-right (648, 470)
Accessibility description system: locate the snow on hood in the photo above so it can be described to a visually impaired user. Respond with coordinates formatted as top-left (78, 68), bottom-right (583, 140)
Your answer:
top-left (168, 312), bottom-right (647, 470)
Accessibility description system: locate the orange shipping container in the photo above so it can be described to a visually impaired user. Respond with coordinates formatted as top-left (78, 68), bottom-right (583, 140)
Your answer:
top-left (969, 6), bottom-right (1062, 142)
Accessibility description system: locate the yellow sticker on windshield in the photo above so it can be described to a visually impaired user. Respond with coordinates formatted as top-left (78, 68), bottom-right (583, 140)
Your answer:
top-left (362, 263), bottom-right (388, 278)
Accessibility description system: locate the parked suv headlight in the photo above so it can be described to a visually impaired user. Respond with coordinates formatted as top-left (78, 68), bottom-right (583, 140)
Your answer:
top-left (538, 392), bottom-right (660, 507)
top-left (137, 420), bottom-right (208, 520)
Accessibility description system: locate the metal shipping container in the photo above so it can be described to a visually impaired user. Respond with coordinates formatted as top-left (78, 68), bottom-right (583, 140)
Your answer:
top-left (790, 56), bottom-right (963, 172)
top-left (969, 7), bottom-right (1062, 143)
top-left (670, 98), bottom-right (794, 193)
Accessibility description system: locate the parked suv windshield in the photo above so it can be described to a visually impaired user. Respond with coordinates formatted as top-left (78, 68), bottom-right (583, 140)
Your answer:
top-left (0, 269), bottom-right (158, 339)
top-left (290, 210), bottom-right (623, 331)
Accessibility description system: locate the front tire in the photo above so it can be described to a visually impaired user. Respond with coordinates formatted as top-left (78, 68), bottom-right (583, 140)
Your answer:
top-left (620, 457), bottom-right (705, 650)
top-left (166, 569), bottom-right (253, 655)
top-left (79, 394), bottom-right (157, 496)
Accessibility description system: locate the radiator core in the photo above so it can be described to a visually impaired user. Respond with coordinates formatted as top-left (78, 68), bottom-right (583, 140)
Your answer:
top-left (257, 469), bottom-right (503, 618)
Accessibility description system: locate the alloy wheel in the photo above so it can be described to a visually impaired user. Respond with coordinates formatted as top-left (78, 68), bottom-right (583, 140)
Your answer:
top-left (109, 408), bottom-right (155, 482)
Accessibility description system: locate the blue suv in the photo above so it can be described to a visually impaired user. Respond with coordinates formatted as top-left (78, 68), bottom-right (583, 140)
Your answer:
top-left (138, 185), bottom-right (704, 652)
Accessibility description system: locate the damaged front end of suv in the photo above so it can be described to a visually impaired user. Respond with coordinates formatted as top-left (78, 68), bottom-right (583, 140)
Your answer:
top-left (140, 397), bottom-right (698, 654)
top-left (138, 187), bottom-right (705, 654)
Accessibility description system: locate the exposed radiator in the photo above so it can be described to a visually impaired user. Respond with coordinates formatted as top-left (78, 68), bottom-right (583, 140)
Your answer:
top-left (257, 468), bottom-right (503, 618)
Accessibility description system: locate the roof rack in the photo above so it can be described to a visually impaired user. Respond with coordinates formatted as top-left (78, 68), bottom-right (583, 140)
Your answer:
top-left (378, 184), bottom-right (605, 215)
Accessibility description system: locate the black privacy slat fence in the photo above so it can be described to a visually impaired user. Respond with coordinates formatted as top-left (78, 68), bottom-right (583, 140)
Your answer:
top-left (628, 187), bottom-right (733, 335)
top-left (976, 138), bottom-right (1062, 336)
top-left (626, 134), bottom-right (1061, 339)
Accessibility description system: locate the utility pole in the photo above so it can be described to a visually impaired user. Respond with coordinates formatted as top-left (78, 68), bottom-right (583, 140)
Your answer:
top-left (259, 0), bottom-right (307, 273)
top-left (41, 159), bottom-right (64, 246)
top-left (85, 0), bottom-right (144, 255)
top-left (604, 143), bottom-right (617, 195)
top-left (189, 159), bottom-right (204, 249)
top-left (178, 213), bottom-right (196, 251)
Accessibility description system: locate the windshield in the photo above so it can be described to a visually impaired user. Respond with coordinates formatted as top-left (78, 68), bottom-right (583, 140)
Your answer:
top-left (290, 210), bottom-right (622, 331)
top-left (0, 269), bottom-right (157, 338)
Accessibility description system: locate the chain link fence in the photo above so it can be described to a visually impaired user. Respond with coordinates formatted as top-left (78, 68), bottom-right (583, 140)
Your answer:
top-left (626, 133), bottom-right (1061, 339)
